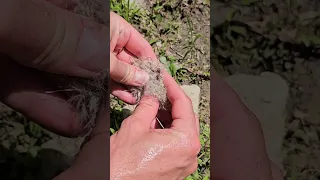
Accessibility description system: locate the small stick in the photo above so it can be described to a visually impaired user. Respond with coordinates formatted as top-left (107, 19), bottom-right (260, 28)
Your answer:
top-left (156, 117), bottom-right (164, 129)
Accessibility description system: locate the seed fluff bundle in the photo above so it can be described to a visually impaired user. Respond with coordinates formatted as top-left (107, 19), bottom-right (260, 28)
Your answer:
top-left (129, 57), bottom-right (169, 110)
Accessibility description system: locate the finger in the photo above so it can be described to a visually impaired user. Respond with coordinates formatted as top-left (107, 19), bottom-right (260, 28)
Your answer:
top-left (110, 53), bottom-right (150, 86)
top-left (163, 72), bottom-right (196, 132)
top-left (0, 0), bottom-right (108, 78)
top-left (110, 12), bottom-right (157, 60)
top-left (116, 48), bottom-right (136, 64)
top-left (0, 57), bottom-right (83, 137)
top-left (110, 81), bottom-right (136, 104)
top-left (129, 96), bottom-right (159, 131)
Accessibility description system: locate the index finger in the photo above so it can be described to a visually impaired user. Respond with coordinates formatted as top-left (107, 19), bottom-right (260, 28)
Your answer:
top-left (110, 12), bottom-right (157, 61)
top-left (163, 71), bottom-right (197, 132)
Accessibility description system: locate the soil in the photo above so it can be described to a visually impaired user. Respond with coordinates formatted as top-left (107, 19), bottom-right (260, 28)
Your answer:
top-left (212, 1), bottom-right (320, 179)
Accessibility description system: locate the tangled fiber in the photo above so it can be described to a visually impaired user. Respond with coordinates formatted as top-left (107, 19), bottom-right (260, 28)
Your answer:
top-left (129, 58), bottom-right (169, 110)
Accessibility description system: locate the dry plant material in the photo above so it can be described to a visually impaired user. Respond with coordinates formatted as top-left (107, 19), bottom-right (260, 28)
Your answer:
top-left (129, 58), bottom-right (169, 110)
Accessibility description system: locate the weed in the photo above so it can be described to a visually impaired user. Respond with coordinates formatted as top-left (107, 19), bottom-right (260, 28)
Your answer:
top-left (111, 0), bottom-right (143, 24)
top-left (183, 16), bottom-right (203, 61)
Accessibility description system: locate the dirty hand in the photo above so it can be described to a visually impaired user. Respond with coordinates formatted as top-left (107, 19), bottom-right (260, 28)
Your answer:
top-left (110, 11), bottom-right (157, 104)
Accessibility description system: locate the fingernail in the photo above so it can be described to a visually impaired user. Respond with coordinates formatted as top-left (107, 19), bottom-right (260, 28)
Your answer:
top-left (134, 70), bottom-right (150, 85)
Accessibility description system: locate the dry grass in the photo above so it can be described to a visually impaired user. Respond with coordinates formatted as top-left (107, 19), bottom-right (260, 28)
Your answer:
top-left (129, 58), bottom-right (169, 110)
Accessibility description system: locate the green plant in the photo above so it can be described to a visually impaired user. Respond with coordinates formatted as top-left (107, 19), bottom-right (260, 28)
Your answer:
top-left (110, 98), bottom-right (126, 135)
top-left (182, 16), bottom-right (203, 61)
top-left (111, 0), bottom-right (143, 24)
top-left (159, 55), bottom-right (182, 79)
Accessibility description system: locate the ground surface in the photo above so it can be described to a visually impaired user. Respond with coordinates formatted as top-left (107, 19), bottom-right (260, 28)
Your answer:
top-left (212, 1), bottom-right (320, 179)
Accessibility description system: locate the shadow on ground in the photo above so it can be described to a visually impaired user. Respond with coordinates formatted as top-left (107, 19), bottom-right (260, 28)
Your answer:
top-left (0, 145), bottom-right (71, 180)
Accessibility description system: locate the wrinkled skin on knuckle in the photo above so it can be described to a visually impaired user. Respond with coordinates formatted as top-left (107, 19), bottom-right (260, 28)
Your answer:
top-left (176, 132), bottom-right (200, 157)
top-left (187, 160), bottom-right (199, 175)
top-left (189, 135), bottom-right (201, 157)
top-left (139, 98), bottom-right (156, 107)
top-left (120, 116), bottom-right (143, 134)
top-left (119, 116), bottom-right (132, 129)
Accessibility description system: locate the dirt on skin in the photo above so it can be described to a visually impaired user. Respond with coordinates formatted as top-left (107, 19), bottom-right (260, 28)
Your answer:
top-left (212, 1), bottom-right (320, 179)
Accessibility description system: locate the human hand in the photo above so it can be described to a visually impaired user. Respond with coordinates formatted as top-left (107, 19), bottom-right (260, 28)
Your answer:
top-left (109, 11), bottom-right (158, 104)
top-left (53, 72), bottom-right (200, 180)
top-left (109, 72), bottom-right (200, 180)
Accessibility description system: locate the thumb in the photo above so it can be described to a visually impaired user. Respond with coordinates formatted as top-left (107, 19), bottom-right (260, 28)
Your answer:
top-left (110, 53), bottom-right (150, 86)
top-left (0, 0), bottom-right (107, 78)
top-left (128, 96), bottom-right (159, 132)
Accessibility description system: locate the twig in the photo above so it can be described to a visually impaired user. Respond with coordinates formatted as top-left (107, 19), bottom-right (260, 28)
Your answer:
top-left (156, 117), bottom-right (164, 129)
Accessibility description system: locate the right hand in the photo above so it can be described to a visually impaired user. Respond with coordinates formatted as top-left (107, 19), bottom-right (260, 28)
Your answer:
top-left (110, 72), bottom-right (200, 180)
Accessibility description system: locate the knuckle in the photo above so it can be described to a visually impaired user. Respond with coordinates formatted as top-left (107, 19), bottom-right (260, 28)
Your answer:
top-left (178, 133), bottom-right (201, 157)
top-left (139, 98), bottom-right (156, 107)
top-left (121, 116), bottom-right (143, 132)
top-left (120, 64), bottom-right (134, 84)
top-left (188, 136), bottom-right (201, 156)
top-left (120, 116), bottom-right (136, 129)
top-left (119, 117), bottom-right (131, 128)
top-left (187, 160), bottom-right (199, 175)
